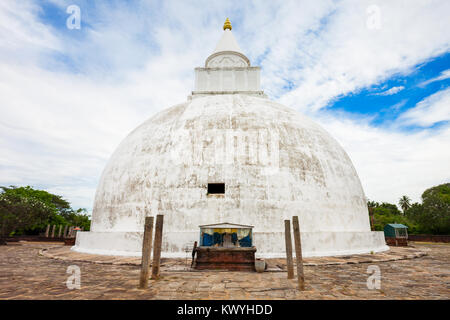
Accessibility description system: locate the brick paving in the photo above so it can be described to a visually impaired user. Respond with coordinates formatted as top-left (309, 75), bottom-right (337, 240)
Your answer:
top-left (0, 241), bottom-right (448, 300)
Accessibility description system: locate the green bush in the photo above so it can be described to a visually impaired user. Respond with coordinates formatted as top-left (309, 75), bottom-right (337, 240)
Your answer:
top-left (368, 182), bottom-right (450, 235)
top-left (0, 186), bottom-right (91, 238)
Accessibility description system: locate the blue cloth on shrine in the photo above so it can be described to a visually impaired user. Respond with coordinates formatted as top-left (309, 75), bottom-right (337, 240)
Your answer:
top-left (231, 233), bottom-right (238, 245)
top-left (202, 233), bottom-right (213, 246)
top-left (239, 235), bottom-right (252, 247)
top-left (213, 232), bottom-right (223, 246)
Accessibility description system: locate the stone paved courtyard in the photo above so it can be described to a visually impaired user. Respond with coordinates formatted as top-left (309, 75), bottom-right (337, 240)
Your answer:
top-left (0, 241), bottom-right (449, 300)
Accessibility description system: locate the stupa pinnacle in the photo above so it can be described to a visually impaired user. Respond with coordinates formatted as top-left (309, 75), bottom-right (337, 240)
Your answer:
top-left (193, 18), bottom-right (263, 96)
top-left (223, 18), bottom-right (232, 30)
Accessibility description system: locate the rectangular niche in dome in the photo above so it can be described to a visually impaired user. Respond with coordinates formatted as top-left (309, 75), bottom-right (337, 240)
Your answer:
top-left (208, 183), bottom-right (225, 194)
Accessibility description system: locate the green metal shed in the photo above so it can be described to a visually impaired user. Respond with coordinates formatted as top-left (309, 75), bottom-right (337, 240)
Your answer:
top-left (384, 223), bottom-right (408, 239)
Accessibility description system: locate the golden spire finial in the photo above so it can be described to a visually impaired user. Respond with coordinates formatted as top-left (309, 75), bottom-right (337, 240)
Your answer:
top-left (223, 18), bottom-right (232, 31)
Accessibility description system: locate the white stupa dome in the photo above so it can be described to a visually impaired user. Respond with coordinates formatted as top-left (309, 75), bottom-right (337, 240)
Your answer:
top-left (73, 19), bottom-right (388, 257)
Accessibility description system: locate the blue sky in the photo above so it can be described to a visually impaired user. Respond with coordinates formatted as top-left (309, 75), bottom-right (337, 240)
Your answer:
top-left (329, 52), bottom-right (450, 128)
top-left (0, 0), bottom-right (449, 211)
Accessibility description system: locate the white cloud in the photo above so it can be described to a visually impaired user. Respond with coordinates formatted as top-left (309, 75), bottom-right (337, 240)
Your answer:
top-left (0, 1), bottom-right (61, 61)
top-left (275, 0), bottom-right (450, 112)
top-left (373, 86), bottom-right (405, 96)
top-left (398, 88), bottom-right (450, 127)
top-left (312, 112), bottom-right (450, 204)
top-left (418, 69), bottom-right (450, 87)
top-left (381, 99), bottom-right (408, 113)
top-left (0, 0), bottom-right (449, 209)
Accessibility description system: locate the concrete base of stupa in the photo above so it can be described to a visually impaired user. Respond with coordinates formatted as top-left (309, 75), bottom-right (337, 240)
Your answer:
top-left (72, 230), bottom-right (388, 258)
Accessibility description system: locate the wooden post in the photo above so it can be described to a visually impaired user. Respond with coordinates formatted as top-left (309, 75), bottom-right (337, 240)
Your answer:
top-left (191, 241), bottom-right (198, 268)
top-left (369, 207), bottom-right (375, 231)
top-left (63, 225), bottom-right (68, 238)
top-left (138, 216), bottom-right (154, 289)
top-left (284, 220), bottom-right (294, 279)
top-left (51, 225), bottom-right (56, 238)
top-left (45, 225), bottom-right (50, 238)
top-left (292, 216), bottom-right (305, 290)
top-left (151, 215), bottom-right (164, 280)
top-left (58, 225), bottom-right (62, 238)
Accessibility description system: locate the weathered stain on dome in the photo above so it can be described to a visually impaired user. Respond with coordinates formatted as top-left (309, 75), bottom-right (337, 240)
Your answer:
top-left (90, 95), bottom-right (369, 231)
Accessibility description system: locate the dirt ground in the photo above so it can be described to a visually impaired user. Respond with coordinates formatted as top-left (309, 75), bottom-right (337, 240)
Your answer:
top-left (0, 241), bottom-right (448, 300)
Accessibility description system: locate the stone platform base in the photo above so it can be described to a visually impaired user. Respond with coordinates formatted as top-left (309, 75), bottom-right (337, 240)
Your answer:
top-left (194, 247), bottom-right (256, 271)
top-left (40, 243), bottom-right (428, 270)
top-left (72, 230), bottom-right (389, 258)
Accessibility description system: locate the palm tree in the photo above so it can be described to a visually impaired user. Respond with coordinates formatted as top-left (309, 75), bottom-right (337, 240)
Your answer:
top-left (398, 195), bottom-right (411, 215)
top-left (367, 200), bottom-right (378, 209)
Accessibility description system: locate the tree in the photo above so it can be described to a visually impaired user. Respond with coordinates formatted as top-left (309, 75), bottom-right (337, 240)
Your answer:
top-left (417, 183), bottom-right (450, 234)
top-left (377, 202), bottom-right (402, 215)
top-left (0, 186), bottom-right (91, 241)
top-left (367, 200), bottom-right (379, 209)
top-left (0, 190), bottom-right (55, 243)
top-left (398, 195), bottom-right (411, 215)
top-left (368, 200), bottom-right (416, 232)
top-left (0, 186), bottom-right (72, 216)
top-left (63, 208), bottom-right (91, 231)
top-left (405, 202), bottom-right (424, 233)
top-left (368, 183), bottom-right (449, 235)
top-left (0, 186), bottom-right (71, 234)
top-left (405, 202), bottom-right (423, 218)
